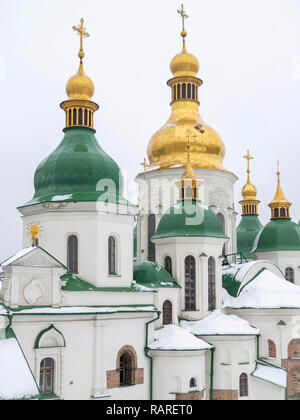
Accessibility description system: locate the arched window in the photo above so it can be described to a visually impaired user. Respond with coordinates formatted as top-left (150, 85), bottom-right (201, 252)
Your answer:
top-left (182, 83), bottom-right (186, 99)
top-left (163, 300), bottom-right (173, 325)
top-left (108, 236), bottom-right (116, 275)
top-left (268, 340), bottom-right (276, 358)
top-left (73, 108), bottom-right (77, 125)
top-left (119, 351), bottom-right (134, 386)
top-left (280, 208), bottom-right (286, 217)
top-left (164, 256), bottom-right (172, 276)
top-left (177, 84), bottom-right (181, 100)
top-left (68, 109), bottom-right (72, 126)
top-left (192, 84), bottom-right (196, 99)
top-left (84, 109), bottom-right (88, 126)
top-left (78, 108), bottom-right (83, 125)
top-left (285, 267), bottom-right (295, 283)
top-left (148, 214), bottom-right (156, 262)
top-left (274, 208), bottom-right (279, 218)
top-left (185, 256), bottom-right (196, 310)
top-left (39, 358), bottom-right (54, 395)
top-left (217, 213), bottom-right (226, 255)
top-left (239, 373), bottom-right (248, 397)
top-left (67, 235), bottom-right (78, 273)
top-left (190, 377), bottom-right (197, 388)
top-left (173, 85), bottom-right (176, 101)
top-left (187, 83), bottom-right (191, 98)
top-left (208, 257), bottom-right (216, 311)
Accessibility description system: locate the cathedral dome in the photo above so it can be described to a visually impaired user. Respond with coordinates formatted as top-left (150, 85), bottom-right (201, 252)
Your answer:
top-left (241, 182), bottom-right (257, 201)
top-left (252, 219), bottom-right (300, 253)
top-left (66, 63), bottom-right (95, 101)
top-left (237, 215), bottom-right (263, 259)
top-left (133, 262), bottom-right (180, 289)
top-left (152, 200), bottom-right (228, 240)
top-left (170, 50), bottom-right (199, 77)
top-left (23, 127), bottom-right (126, 207)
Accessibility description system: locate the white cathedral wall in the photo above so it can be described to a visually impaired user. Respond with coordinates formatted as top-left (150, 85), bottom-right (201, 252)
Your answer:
top-left (149, 350), bottom-right (207, 400)
top-left (20, 202), bottom-right (136, 288)
top-left (252, 251), bottom-right (300, 285)
top-left (153, 237), bottom-right (225, 320)
top-left (11, 312), bottom-right (154, 400)
top-left (135, 167), bottom-right (238, 263)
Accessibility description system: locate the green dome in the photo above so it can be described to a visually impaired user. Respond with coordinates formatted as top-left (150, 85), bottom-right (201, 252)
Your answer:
top-left (237, 215), bottom-right (263, 259)
top-left (22, 127), bottom-right (129, 207)
top-left (252, 218), bottom-right (300, 253)
top-left (152, 200), bottom-right (228, 240)
top-left (133, 262), bottom-right (180, 288)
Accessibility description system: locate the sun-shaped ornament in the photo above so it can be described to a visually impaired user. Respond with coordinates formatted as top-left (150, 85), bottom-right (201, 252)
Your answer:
top-left (26, 222), bottom-right (43, 246)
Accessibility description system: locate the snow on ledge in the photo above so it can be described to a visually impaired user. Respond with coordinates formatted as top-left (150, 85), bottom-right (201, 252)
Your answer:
top-left (8, 305), bottom-right (157, 315)
top-left (180, 310), bottom-right (259, 336)
top-left (252, 364), bottom-right (287, 388)
top-left (149, 325), bottom-right (212, 351)
top-left (1, 247), bottom-right (37, 267)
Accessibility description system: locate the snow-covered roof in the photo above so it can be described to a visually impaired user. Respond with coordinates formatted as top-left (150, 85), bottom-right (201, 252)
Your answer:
top-left (3, 305), bottom-right (157, 315)
top-left (223, 269), bottom-right (300, 309)
top-left (180, 310), bottom-right (259, 336)
top-left (1, 247), bottom-right (37, 267)
top-left (252, 363), bottom-right (287, 388)
top-left (149, 325), bottom-right (212, 351)
top-left (0, 337), bottom-right (39, 400)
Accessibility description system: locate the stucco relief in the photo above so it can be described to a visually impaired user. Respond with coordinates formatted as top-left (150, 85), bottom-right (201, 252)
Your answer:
top-left (23, 279), bottom-right (49, 305)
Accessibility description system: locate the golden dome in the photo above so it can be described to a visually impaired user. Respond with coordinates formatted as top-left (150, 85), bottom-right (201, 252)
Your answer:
top-left (170, 43), bottom-right (199, 77)
top-left (241, 180), bottom-right (257, 201)
top-left (66, 62), bottom-right (95, 101)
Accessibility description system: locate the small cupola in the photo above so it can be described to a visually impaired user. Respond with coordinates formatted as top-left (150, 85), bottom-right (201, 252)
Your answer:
top-left (239, 150), bottom-right (260, 216)
top-left (268, 162), bottom-right (291, 220)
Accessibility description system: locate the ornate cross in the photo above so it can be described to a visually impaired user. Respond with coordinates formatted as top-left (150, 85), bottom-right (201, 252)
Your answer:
top-left (243, 150), bottom-right (253, 174)
top-left (141, 158), bottom-right (149, 172)
top-left (73, 18), bottom-right (90, 61)
top-left (177, 4), bottom-right (188, 34)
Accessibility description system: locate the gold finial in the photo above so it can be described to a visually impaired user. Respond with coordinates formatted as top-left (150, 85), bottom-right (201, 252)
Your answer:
top-left (26, 222), bottom-right (42, 247)
top-left (177, 4), bottom-right (188, 51)
top-left (240, 150), bottom-right (259, 215)
top-left (182, 135), bottom-right (197, 180)
top-left (141, 158), bottom-right (149, 172)
top-left (243, 150), bottom-right (253, 176)
top-left (73, 18), bottom-right (90, 62)
top-left (268, 161), bottom-right (291, 219)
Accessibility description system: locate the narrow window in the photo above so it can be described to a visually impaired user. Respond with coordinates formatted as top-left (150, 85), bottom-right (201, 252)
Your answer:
top-left (185, 256), bottom-right (196, 310)
top-left (147, 214), bottom-right (156, 262)
top-left (182, 83), bottom-right (186, 99)
top-left (285, 267), bottom-right (294, 283)
top-left (208, 257), bottom-right (216, 311)
top-left (78, 108), bottom-right (83, 125)
top-left (274, 208), bottom-right (279, 218)
top-left (67, 235), bottom-right (78, 273)
top-left (239, 373), bottom-right (248, 397)
top-left (187, 83), bottom-right (191, 98)
top-left (163, 300), bottom-right (173, 325)
top-left (68, 109), bottom-right (72, 126)
top-left (268, 340), bottom-right (276, 358)
top-left (89, 110), bottom-right (92, 127)
top-left (280, 208), bottom-right (286, 217)
top-left (120, 352), bottom-right (134, 386)
top-left (84, 109), bottom-right (88, 126)
top-left (173, 85), bottom-right (176, 101)
top-left (190, 378), bottom-right (197, 388)
top-left (164, 256), bottom-right (172, 276)
top-left (177, 84), bottom-right (181, 100)
top-left (73, 108), bottom-right (77, 125)
top-left (108, 236), bottom-right (116, 275)
top-left (192, 84), bottom-right (196, 99)
top-left (39, 358), bottom-right (54, 395)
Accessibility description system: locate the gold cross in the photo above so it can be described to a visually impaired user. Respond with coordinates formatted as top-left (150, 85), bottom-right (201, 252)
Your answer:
top-left (73, 18), bottom-right (90, 61)
top-left (243, 150), bottom-right (253, 174)
top-left (141, 158), bottom-right (148, 172)
top-left (177, 4), bottom-right (188, 34)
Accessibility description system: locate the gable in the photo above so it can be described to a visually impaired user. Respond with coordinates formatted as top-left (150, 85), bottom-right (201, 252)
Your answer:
top-left (1, 247), bottom-right (66, 270)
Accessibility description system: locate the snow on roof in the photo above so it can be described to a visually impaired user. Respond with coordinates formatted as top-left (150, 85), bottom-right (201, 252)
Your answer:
top-left (149, 325), bottom-right (212, 351)
top-left (252, 363), bottom-right (287, 388)
top-left (8, 305), bottom-right (157, 315)
top-left (223, 269), bottom-right (300, 309)
top-left (222, 261), bottom-right (271, 281)
top-left (0, 338), bottom-right (39, 400)
top-left (180, 310), bottom-right (259, 336)
top-left (1, 247), bottom-right (37, 267)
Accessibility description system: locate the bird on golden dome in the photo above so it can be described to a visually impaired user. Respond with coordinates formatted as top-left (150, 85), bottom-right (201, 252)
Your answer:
top-left (147, 4), bottom-right (226, 172)
top-left (239, 151), bottom-right (260, 216)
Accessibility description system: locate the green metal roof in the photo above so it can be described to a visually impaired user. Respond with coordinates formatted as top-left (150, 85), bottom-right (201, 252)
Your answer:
top-left (133, 262), bottom-right (180, 289)
top-left (237, 215), bottom-right (263, 259)
top-left (152, 200), bottom-right (229, 240)
top-left (21, 126), bottom-right (131, 208)
top-left (252, 218), bottom-right (300, 253)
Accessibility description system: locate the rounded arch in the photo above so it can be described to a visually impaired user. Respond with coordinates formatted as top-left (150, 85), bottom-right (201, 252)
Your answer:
top-left (67, 233), bottom-right (79, 274)
top-left (162, 300), bottom-right (173, 325)
top-left (208, 257), bottom-right (216, 311)
top-left (116, 345), bottom-right (138, 386)
top-left (39, 357), bottom-right (55, 395)
top-left (164, 255), bottom-right (172, 276)
top-left (189, 377), bottom-right (197, 388)
top-left (116, 345), bottom-right (138, 369)
top-left (147, 214), bottom-right (156, 262)
top-left (239, 373), bottom-right (248, 397)
top-left (268, 339), bottom-right (276, 358)
top-left (285, 267), bottom-right (295, 283)
top-left (185, 255), bottom-right (196, 311)
top-left (35, 325), bottom-right (66, 349)
top-left (288, 339), bottom-right (300, 358)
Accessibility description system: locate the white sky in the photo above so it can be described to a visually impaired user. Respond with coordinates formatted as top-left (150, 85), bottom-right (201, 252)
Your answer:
top-left (0, 0), bottom-right (300, 260)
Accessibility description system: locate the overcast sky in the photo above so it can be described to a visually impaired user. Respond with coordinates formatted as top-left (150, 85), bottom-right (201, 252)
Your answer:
top-left (0, 0), bottom-right (300, 260)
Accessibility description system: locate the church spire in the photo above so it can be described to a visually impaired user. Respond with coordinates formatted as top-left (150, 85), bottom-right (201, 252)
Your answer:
top-left (60, 18), bottom-right (99, 129)
top-left (268, 161), bottom-right (291, 219)
top-left (177, 4), bottom-right (188, 53)
top-left (239, 150), bottom-right (260, 216)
